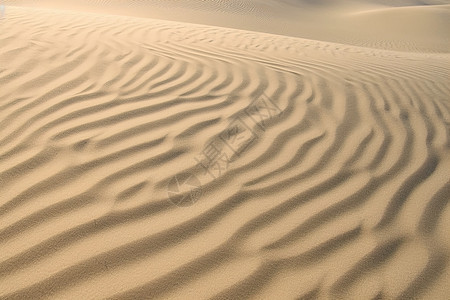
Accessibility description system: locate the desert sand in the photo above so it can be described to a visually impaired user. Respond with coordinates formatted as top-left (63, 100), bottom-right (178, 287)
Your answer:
top-left (0, 1), bottom-right (449, 299)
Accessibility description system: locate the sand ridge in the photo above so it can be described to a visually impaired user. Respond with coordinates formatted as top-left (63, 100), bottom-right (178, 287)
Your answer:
top-left (4, 0), bottom-right (450, 52)
top-left (0, 3), bottom-right (449, 300)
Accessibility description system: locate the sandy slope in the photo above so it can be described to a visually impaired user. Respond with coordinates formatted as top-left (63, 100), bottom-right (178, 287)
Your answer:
top-left (5, 0), bottom-right (450, 52)
top-left (0, 2), bottom-right (450, 300)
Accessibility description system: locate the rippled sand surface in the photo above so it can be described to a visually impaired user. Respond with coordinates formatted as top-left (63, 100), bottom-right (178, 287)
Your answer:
top-left (0, 1), bottom-right (449, 299)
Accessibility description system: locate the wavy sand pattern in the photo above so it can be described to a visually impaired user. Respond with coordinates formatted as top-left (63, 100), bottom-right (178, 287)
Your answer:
top-left (0, 3), bottom-right (450, 300)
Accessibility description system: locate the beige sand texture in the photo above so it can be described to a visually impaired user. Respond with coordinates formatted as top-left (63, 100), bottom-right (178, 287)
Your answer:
top-left (0, 1), bottom-right (449, 299)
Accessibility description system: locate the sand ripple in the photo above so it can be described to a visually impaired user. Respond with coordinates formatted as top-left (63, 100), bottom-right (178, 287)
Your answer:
top-left (0, 6), bottom-right (449, 299)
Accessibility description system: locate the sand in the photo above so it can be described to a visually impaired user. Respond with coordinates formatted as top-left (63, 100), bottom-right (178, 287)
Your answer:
top-left (0, 1), bottom-right (449, 299)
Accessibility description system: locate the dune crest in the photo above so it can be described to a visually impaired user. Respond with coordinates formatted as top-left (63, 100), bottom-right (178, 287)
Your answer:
top-left (4, 0), bottom-right (450, 51)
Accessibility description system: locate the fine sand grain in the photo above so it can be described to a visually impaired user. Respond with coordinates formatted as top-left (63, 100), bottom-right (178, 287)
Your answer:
top-left (0, 1), bottom-right (449, 299)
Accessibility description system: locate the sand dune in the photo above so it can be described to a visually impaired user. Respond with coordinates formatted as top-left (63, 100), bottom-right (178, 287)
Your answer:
top-left (0, 2), bottom-right (449, 300)
top-left (5, 0), bottom-right (450, 51)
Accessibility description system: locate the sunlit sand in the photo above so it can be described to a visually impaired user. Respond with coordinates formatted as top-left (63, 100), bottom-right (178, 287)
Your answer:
top-left (0, 1), bottom-right (449, 299)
